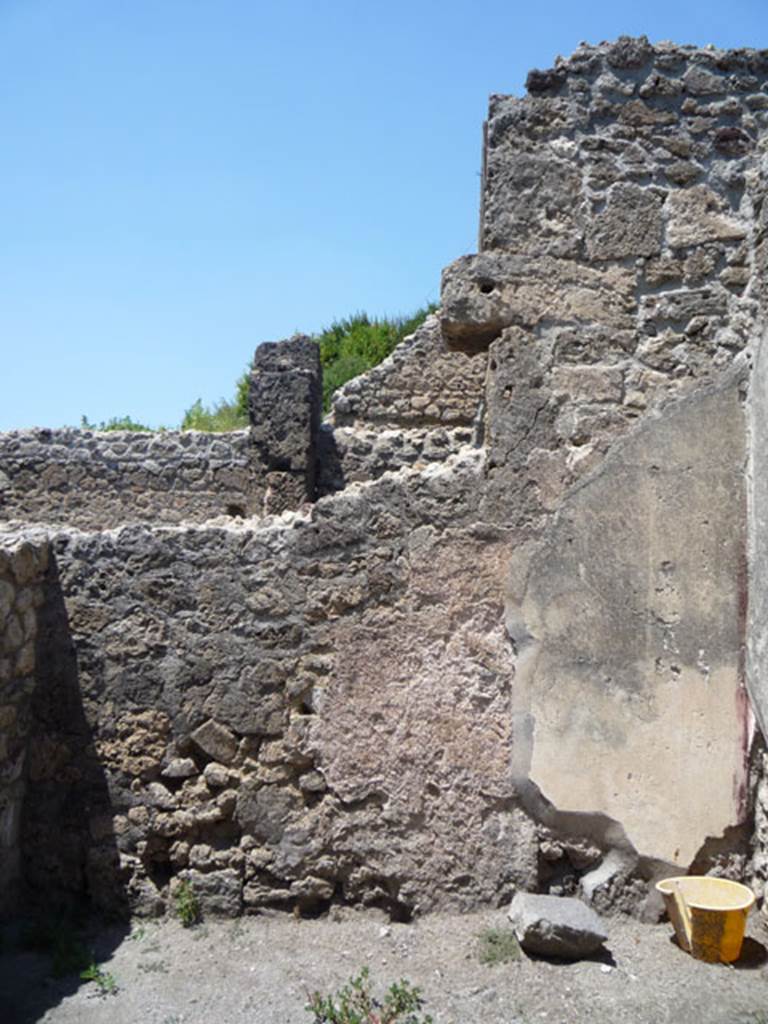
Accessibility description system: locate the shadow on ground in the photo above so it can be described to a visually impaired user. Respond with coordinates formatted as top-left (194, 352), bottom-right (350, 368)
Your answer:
top-left (1, 551), bottom-right (131, 1023)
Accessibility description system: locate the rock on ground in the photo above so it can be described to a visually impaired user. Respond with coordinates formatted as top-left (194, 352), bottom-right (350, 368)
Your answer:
top-left (509, 892), bottom-right (608, 959)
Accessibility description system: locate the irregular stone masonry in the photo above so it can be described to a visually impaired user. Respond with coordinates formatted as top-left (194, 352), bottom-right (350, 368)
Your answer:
top-left (0, 318), bottom-right (486, 528)
top-left (442, 38), bottom-right (765, 515)
top-left (0, 427), bottom-right (261, 530)
top-left (0, 532), bottom-right (48, 914)
top-left (330, 315), bottom-right (487, 429)
top-left (249, 336), bottom-right (323, 514)
top-left (3, 37), bottom-right (768, 924)
top-left (15, 453), bottom-right (540, 919)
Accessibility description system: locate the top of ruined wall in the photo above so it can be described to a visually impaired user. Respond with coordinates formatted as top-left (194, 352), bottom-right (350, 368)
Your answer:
top-left (440, 37), bottom-right (766, 515)
top-left (331, 315), bottom-right (486, 429)
top-left (318, 315), bottom-right (487, 495)
top-left (0, 319), bottom-right (486, 529)
top-left (481, 37), bottom-right (768, 257)
top-left (0, 427), bottom-right (262, 531)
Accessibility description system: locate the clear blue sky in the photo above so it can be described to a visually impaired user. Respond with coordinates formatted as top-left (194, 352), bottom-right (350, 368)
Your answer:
top-left (2, 0), bottom-right (767, 430)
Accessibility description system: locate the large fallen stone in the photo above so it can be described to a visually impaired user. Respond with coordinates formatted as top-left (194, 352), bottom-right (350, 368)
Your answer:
top-left (508, 892), bottom-right (608, 959)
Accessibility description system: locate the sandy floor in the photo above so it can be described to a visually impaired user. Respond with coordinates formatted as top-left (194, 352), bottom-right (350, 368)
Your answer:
top-left (2, 906), bottom-right (768, 1024)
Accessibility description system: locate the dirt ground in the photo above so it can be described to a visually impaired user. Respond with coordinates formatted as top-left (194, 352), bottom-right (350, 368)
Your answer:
top-left (2, 906), bottom-right (768, 1024)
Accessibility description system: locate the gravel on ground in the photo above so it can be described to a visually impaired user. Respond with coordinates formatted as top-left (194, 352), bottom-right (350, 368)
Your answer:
top-left (2, 906), bottom-right (767, 1024)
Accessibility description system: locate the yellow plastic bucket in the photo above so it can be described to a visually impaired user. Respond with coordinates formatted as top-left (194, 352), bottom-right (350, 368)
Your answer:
top-left (656, 876), bottom-right (755, 963)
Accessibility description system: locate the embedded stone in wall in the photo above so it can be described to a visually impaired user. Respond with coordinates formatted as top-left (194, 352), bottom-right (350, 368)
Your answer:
top-left (479, 150), bottom-right (587, 257)
top-left (666, 185), bottom-right (748, 249)
top-left (440, 253), bottom-right (636, 349)
top-left (249, 335), bottom-right (322, 513)
top-left (587, 184), bottom-right (663, 260)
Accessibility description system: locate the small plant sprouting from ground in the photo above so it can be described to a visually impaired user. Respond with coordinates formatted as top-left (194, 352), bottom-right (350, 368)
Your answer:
top-left (477, 926), bottom-right (522, 966)
top-left (174, 879), bottom-right (201, 928)
top-left (306, 966), bottom-right (433, 1024)
top-left (80, 960), bottom-right (118, 996)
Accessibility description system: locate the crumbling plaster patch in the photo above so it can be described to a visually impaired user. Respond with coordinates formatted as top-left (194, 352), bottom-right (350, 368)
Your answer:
top-left (508, 371), bottom-right (750, 869)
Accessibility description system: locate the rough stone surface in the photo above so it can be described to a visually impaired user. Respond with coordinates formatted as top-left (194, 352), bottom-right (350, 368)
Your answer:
top-left (0, 429), bottom-right (261, 530)
top-left (441, 253), bottom-right (636, 348)
top-left (330, 315), bottom-right (487, 428)
top-left (509, 891), bottom-right (608, 958)
top-left (0, 531), bottom-right (48, 914)
top-left (587, 183), bottom-right (664, 260)
top-left (248, 336), bottom-right (322, 512)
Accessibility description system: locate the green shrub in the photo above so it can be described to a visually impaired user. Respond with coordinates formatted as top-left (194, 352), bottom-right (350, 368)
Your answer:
top-left (306, 966), bottom-right (432, 1024)
top-left (180, 397), bottom-right (248, 432)
top-left (80, 960), bottom-right (118, 995)
top-left (173, 879), bottom-right (201, 927)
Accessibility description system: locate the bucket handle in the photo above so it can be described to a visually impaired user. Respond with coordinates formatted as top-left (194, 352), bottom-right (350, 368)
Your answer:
top-left (672, 881), bottom-right (693, 952)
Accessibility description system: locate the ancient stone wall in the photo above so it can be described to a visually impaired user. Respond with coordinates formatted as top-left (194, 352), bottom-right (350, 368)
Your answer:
top-left (5, 37), bottom-right (768, 923)
top-left (19, 452), bottom-right (539, 919)
top-left (0, 531), bottom-right (48, 914)
top-left (249, 336), bottom-right (322, 514)
top-left (319, 315), bottom-right (487, 495)
top-left (0, 322), bottom-right (479, 529)
top-left (0, 428), bottom-right (261, 530)
top-left (440, 37), bottom-right (766, 876)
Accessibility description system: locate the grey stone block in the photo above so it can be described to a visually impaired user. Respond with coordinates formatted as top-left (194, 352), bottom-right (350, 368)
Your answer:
top-left (509, 892), bottom-right (608, 959)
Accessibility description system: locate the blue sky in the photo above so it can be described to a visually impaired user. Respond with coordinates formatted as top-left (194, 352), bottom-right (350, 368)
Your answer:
top-left (2, 0), bottom-right (767, 430)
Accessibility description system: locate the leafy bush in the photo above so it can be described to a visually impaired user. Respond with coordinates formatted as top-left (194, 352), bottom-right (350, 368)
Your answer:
top-left (180, 396), bottom-right (248, 432)
top-left (77, 305), bottom-right (435, 432)
top-left (306, 967), bottom-right (432, 1024)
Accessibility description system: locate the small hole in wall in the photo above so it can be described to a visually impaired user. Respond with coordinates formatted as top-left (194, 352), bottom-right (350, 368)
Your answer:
top-left (145, 858), bottom-right (173, 892)
top-left (226, 504), bottom-right (246, 518)
top-left (478, 280), bottom-right (496, 294)
top-left (295, 894), bottom-right (334, 919)
top-left (388, 900), bottom-right (414, 923)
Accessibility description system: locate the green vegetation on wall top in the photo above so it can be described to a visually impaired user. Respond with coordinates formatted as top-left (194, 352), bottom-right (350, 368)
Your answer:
top-left (79, 305), bottom-right (435, 433)
top-left (316, 306), bottom-right (435, 412)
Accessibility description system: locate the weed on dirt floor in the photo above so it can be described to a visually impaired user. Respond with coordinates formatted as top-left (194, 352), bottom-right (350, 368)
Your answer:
top-left (306, 966), bottom-right (433, 1024)
top-left (477, 927), bottom-right (522, 966)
